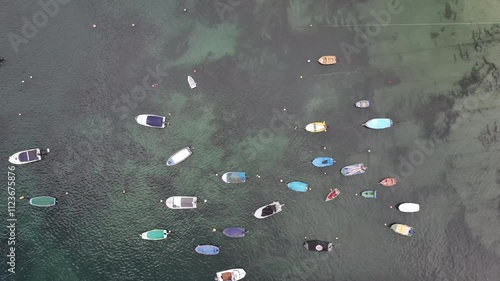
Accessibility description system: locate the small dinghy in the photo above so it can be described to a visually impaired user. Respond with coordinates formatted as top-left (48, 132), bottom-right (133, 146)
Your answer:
top-left (363, 118), bottom-right (393, 129)
top-left (312, 157), bottom-right (335, 167)
top-left (303, 240), bottom-right (334, 252)
top-left (305, 121), bottom-right (328, 132)
top-left (398, 203), bottom-right (420, 213)
top-left (188, 75), bottom-right (196, 89)
top-left (390, 224), bottom-right (415, 237)
top-left (215, 269), bottom-right (246, 281)
top-left (254, 201), bottom-right (284, 219)
top-left (195, 245), bottom-right (220, 255)
top-left (165, 196), bottom-right (197, 209)
top-left (379, 177), bottom-right (397, 187)
top-left (317, 56), bottom-right (337, 65)
top-left (141, 229), bottom-right (171, 240)
top-left (135, 114), bottom-right (166, 128)
top-left (287, 181), bottom-right (309, 192)
top-left (29, 196), bottom-right (56, 207)
top-left (166, 147), bottom-right (192, 166)
top-left (9, 148), bottom-right (49, 165)
top-left (221, 172), bottom-right (246, 183)
top-left (361, 190), bottom-right (377, 198)
top-left (325, 188), bottom-right (340, 201)
top-left (223, 227), bottom-right (248, 238)
top-left (341, 163), bottom-right (366, 176)
top-left (355, 100), bottom-right (370, 108)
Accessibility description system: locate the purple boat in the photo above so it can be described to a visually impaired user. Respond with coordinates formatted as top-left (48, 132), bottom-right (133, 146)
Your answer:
top-left (223, 227), bottom-right (248, 238)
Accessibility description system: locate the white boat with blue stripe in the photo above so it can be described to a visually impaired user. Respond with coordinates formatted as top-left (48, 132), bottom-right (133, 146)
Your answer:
top-left (166, 147), bottom-right (192, 166)
top-left (9, 148), bottom-right (49, 165)
top-left (135, 114), bottom-right (167, 128)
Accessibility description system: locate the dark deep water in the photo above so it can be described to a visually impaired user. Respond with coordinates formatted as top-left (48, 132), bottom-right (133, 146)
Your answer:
top-left (1, 1), bottom-right (500, 280)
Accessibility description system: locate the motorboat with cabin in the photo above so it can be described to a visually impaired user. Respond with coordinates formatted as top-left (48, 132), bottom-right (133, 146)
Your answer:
top-left (135, 114), bottom-right (167, 128)
top-left (165, 196), bottom-right (197, 209)
top-left (214, 268), bottom-right (246, 281)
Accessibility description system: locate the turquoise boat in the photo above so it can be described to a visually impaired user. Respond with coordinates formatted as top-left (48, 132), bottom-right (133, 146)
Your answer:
top-left (221, 172), bottom-right (246, 183)
top-left (287, 181), bottom-right (308, 192)
top-left (312, 157), bottom-right (335, 167)
top-left (141, 229), bottom-right (170, 240)
top-left (363, 118), bottom-right (393, 129)
top-left (29, 196), bottom-right (56, 207)
top-left (361, 190), bottom-right (377, 198)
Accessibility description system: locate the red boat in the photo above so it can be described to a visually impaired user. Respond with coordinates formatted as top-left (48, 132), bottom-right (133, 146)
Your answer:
top-left (325, 188), bottom-right (340, 201)
top-left (379, 178), bottom-right (397, 187)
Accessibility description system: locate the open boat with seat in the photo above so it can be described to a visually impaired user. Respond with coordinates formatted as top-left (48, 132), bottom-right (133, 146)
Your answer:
top-left (398, 203), bottom-right (420, 213)
top-left (303, 240), bottom-right (334, 252)
top-left (379, 177), bottom-right (397, 187)
top-left (165, 196), bottom-right (197, 209)
top-left (355, 100), bottom-right (370, 108)
top-left (325, 188), bottom-right (340, 201)
top-left (215, 268), bottom-right (246, 281)
top-left (305, 121), bottom-right (327, 132)
top-left (29, 196), bottom-right (56, 207)
top-left (195, 245), bottom-right (220, 255)
top-left (287, 181), bottom-right (308, 192)
top-left (135, 114), bottom-right (166, 128)
top-left (222, 172), bottom-right (246, 183)
top-left (141, 229), bottom-right (171, 240)
top-left (317, 56), bottom-right (337, 65)
top-left (254, 201), bottom-right (284, 219)
top-left (363, 118), bottom-right (393, 129)
top-left (166, 147), bottom-right (192, 166)
top-left (341, 163), bottom-right (366, 176)
top-left (9, 148), bottom-right (49, 165)
top-left (390, 224), bottom-right (415, 237)
top-left (223, 227), bottom-right (248, 238)
top-left (361, 190), bottom-right (377, 198)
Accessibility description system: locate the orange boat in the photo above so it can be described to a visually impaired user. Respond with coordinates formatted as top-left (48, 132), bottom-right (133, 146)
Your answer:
top-left (379, 178), bottom-right (397, 187)
top-left (317, 56), bottom-right (337, 65)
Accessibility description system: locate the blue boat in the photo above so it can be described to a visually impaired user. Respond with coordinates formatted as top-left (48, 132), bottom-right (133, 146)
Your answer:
top-left (363, 118), bottom-right (393, 129)
top-left (287, 181), bottom-right (309, 192)
top-left (223, 227), bottom-right (247, 238)
top-left (195, 245), bottom-right (220, 255)
top-left (221, 172), bottom-right (246, 183)
top-left (312, 157), bottom-right (335, 167)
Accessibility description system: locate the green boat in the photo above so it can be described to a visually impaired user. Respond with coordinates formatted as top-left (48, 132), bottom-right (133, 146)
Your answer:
top-left (29, 196), bottom-right (56, 207)
top-left (141, 229), bottom-right (170, 241)
top-left (361, 190), bottom-right (377, 199)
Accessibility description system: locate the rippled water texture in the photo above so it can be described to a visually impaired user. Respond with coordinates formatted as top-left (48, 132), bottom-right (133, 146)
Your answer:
top-left (1, 0), bottom-right (500, 280)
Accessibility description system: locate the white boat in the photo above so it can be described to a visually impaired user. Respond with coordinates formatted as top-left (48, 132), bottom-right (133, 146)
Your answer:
top-left (254, 201), bottom-right (284, 219)
top-left (166, 147), bottom-right (192, 166)
top-left (398, 203), bottom-right (420, 213)
top-left (9, 148), bottom-right (49, 165)
top-left (215, 268), bottom-right (246, 281)
top-left (188, 76), bottom-right (196, 89)
top-left (135, 114), bottom-right (166, 128)
top-left (165, 196), bottom-right (197, 209)
top-left (141, 229), bottom-right (170, 240)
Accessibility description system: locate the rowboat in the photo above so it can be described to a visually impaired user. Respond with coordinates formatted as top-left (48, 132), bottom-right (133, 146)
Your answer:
top-left (166, 147), bottom-right (192, 166)
top-left (215, 269), bottom-right (246, 281)
top-left (363, 118), bottom-right (393, 129)
top-left (221, 172), bottom-right (246, 183)
top-left (188, 76), bottom-right (196, 89)
top-left (165, 196), bottom-right (197, 209)
top-left (305, 121), bottom-right (327, 132)
top-left (317, 56), bottom-right (337, 65)
top-left (312, 157), bottom-right (335, 167)
top-left (9, 148), bottom-right (49, 165)
top-left (355, 100), bottom-right (370, 108)
top-left (303, 240), bottom-right (334, 252)
top-left (135, 114), bottom-right (166, 128)
top-left (379, 177), bottom-right (397, 187)
top-left (340, 163), bottom-right (366, 176)
top-left (390, 224), bottom-right (415, 236)
top-left (398, 203), bottom-right (420, 213)
top-left (254, 201), bottom-right (284, 219)
top-left (361, 190), bottom-right (377, 198)
top-left (195, 245), bottom-right (220, 255)
top-left (223, 227), bottom-right (248, 238)
top-left (287, 181), bottom-right (309, 192)
top-left (325, 188), bottom-right (340, 201)
top-left (141, 229), bottom-right (170, 240)
top-left (29, 196), bottom-right (56, 207)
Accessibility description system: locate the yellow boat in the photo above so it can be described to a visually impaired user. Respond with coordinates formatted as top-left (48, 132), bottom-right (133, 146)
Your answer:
top-left (305, 121), bottom-right (328, 132)
top-left (317, 56), bottom-right (337, 65)
top-left (390, 224), bottom-right (415, 237)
